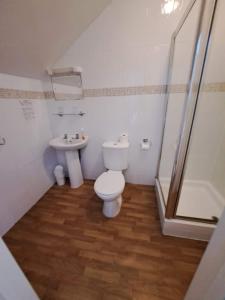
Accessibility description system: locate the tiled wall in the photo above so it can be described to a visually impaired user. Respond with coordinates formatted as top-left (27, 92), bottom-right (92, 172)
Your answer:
top-left (185, 0), bottom-right (225, 199)
top-left (55, 0), bottom-right (190, 89)
top-left (48, 0), bottom-right (190, 185)
top-left (0, 73), bottom-right (56, 236)
top-left (47, 95), bottom-right (164, 185)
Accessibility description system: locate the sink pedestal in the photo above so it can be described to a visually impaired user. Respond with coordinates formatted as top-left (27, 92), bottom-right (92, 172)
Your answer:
top-left (49, 135), bottom-right (88, 189)
top-left (65, 150), bottom-right (83, 188)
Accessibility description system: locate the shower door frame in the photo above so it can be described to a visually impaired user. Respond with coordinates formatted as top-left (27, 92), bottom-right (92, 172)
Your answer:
top-left (157, 0), bottom-right (218, 222)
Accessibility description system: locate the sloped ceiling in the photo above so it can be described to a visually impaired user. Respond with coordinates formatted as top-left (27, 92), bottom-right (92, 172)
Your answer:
top-left (0, 0), bottom-right (111, 78)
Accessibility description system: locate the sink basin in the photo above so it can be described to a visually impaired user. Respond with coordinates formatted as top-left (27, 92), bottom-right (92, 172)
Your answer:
top-left (49, 136), bottom-right (88, 151)
top-left (49, 135), bottom-right (88, 189)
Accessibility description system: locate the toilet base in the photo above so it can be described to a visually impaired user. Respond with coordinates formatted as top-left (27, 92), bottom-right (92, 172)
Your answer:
top-left (103, 195), bottom-right (122, 218)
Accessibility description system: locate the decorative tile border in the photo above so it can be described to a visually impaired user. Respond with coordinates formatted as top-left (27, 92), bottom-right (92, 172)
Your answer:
top-left (84, 83), bottom-right (225, 98)
top-left (53, 92), bottom-right (83, 101)
top-left (203, 82), bottom-right (225, 93)
top-left (168, 84), bottom-right (188, 93)
top-left (83, 85), bottom-right (167, 97)
top-left (0, 82), bottom-right (225, 100)
top-left (0, 88), bottom-right (47, 100)
top-left (44, 91), bottom-right (54, 99)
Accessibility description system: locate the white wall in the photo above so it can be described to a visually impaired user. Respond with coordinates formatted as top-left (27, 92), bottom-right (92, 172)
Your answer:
top-left (0, 238), bottom-right (39, 300)
top-left (0, 73), bottom-right (56, 236)
top-left (54, 0), bottom-right (189, 88)
top-left (185, 93), bottom-right (225, 186)
top-left (211, 128), bottom-right (225, 198)
top-left (48, 95), bottom-right (164, 184)
top-left (48, 0), bottom-right (189, 185)
top-left (183, 0), bottom-right (225, 198)
top-left (202, 0), bottom-right (225, 198)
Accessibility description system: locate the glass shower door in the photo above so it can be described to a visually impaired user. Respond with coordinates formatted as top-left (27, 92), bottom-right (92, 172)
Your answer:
top-left (176, 0), bottom-right (225, 221)
top-left (158, 0), bottom-right (202, 204)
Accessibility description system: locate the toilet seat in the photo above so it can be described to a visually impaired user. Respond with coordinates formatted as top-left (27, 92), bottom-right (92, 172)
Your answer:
top-left (94, 171), bottom-right (125, 198)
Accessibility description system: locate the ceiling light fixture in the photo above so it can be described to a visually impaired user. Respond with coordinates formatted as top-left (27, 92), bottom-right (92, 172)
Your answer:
top-left (161, 0), bottom-right (181, 15)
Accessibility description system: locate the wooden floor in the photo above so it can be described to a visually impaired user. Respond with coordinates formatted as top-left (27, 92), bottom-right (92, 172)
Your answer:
top-left (4, 181), bottom-right (207, 300)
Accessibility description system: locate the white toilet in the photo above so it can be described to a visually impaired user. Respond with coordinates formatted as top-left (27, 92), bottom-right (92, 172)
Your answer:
top-left (94, 139), bottom-right (129, 218)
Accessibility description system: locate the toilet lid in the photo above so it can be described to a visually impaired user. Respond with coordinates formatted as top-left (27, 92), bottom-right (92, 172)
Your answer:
top-left (94, 171), bottom-right (125, 196)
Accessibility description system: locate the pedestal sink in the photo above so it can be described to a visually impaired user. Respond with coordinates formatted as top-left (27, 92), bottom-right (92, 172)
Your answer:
top-left (49, 136), bottom-right (88, 188)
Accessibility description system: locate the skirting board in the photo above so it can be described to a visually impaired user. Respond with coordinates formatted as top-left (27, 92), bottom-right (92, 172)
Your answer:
top-left (155, 179), bottom-right (216, 241)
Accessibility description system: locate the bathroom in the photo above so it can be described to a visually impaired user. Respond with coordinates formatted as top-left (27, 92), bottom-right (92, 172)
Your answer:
top-left (0, 0), bottom-right (225, 299)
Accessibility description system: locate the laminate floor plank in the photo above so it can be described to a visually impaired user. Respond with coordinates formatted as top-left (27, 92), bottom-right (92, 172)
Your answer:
top-left (3, 181), bottom-right (207, 300)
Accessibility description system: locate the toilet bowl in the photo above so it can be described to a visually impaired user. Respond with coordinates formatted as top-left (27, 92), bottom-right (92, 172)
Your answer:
top-left (94, 136), bottom-right (129, 218)
top-left (94, 171), bottom-right (125, 218)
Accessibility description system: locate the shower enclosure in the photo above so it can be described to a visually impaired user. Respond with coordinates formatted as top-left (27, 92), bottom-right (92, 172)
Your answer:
top-left (156, 0), bottom-right (225, 240)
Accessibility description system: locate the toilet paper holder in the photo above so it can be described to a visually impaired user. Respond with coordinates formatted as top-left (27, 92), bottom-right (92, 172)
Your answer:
top-left (0, 137), bottom-right (6, 146)
top-left (141, 138), bottom-right (151, 150)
